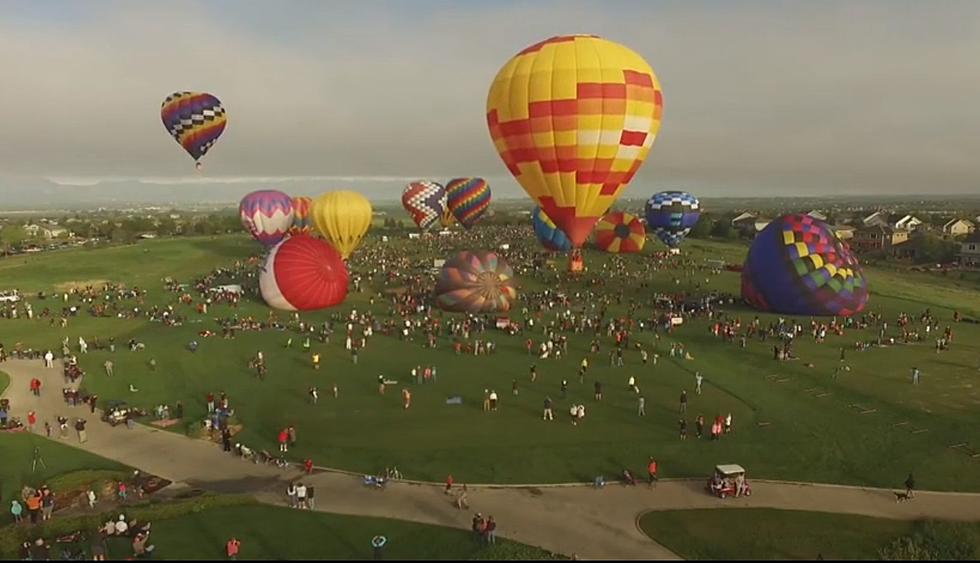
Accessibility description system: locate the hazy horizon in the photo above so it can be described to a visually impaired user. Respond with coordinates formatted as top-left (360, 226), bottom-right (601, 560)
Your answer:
top-left (2, 0), bottom-right (980, 202)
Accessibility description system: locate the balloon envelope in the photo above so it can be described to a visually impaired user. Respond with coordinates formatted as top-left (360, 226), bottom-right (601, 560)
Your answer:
top-left (260, 235), bottom-right (349, 311)
top-left (594, 212), bottom-right (646, 254)
top-left (240, 190), bottom-right (294, 247)
top-left (311, 191), bottom-right (372, 259)
top-left (402, 181), bottom-right (446, 231)
top-left (645, 191), bottom-right (700, 248)
top-left (445, 178), bottom-right (491, 229)
top-left (435, 251), bottom-right (517, 313)
top-left (290, 196), bottom-right (314, 235)
top-left (532, 206), bottom-right (572, 252)
top-left (161, 92), bottom-right (227, 165)
top-left (741, 214), bottom-right (869, 317)
top-left (487, 35), bottom-right (663, 247)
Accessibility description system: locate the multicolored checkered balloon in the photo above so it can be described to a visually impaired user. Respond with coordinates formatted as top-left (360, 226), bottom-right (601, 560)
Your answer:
top-left (644, 191), bottom-right (700, 248)
top-left (594, 212), bottom-right (646, 254)
top-left (742, 214), bottom-right (869, 317)
top-left (445, 178), bottom-right (491, 229)
top-left (161, 91), bottom-right (227, 168)
top-left (487, 35), bottom-right (663, 248)
top-left (402, 181), bottom-right (447, 231)
top-left (434, 251), bottom-right (517, 313)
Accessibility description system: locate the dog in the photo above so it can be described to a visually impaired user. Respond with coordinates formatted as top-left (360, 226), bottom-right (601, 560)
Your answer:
top-left (894, 491), bottom-right (912, 503)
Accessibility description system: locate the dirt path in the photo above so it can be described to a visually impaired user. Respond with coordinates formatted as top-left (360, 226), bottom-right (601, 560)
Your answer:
top-left (6, 359), bottom-right (980, 560)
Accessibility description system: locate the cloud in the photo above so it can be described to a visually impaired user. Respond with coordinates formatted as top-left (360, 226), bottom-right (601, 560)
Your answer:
top-left (2, 0), bottom-right (980, 197)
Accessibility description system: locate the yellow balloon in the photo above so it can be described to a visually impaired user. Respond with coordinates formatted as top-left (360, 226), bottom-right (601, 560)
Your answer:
top-left (311, 191), bottom-right (372, 259)
top-left (487, 35), bottom-right (663, 248)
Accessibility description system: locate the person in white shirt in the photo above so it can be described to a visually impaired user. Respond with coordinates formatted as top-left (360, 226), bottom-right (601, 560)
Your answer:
top-left (569, 404), bottom-right (579, 425)
top-left (44, 350), bottom-right (54, 368)
top-left (695, 373), bottom-right (704, 395)
top-left (114, 515), bottom-right (129, 535)
top-left (488, 390), bottom-right (498, 411)
top-left (296, 483), bottom-right (308, 509)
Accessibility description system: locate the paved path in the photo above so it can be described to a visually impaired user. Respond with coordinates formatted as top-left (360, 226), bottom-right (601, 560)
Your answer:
top-left (6, 359), bottom-right (980, 560)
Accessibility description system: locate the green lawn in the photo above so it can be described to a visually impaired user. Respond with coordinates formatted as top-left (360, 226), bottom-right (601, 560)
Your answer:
top-left (639, 508), bottom-right (980, 560)
top-left (1, 233), bottom-right (979, 488)
top-left (113, 503), bottom-right (560, 560)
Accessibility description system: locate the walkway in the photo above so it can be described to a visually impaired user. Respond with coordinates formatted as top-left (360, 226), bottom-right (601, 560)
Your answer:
top-left (6, 359), bottom-right (980, 560)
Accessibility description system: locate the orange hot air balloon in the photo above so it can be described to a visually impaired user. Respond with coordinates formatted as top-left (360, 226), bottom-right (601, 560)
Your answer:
top-left (486, 35), bottom-right (664, 248)
top-left (290, 196), bottom-right (314, 235)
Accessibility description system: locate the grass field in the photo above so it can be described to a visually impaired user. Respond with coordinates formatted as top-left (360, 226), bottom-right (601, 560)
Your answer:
top-left (1, 232), bottom-right (979, 488)
top-left (638, 509), bottom-right (980, 560)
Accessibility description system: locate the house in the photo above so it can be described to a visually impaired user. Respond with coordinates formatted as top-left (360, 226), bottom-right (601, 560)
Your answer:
top-left (942, 218), bottom-right (975, 238)
top-left (42, 227), bottom-right (70, 239)
top-left (862, 211), bottom-right (889, 228)
top-left (731, 212), bottom-right (769, 235)
top-left (893, 214), bottom-right (923, 232)
top-left (23, 224), bottom-right (41, 237)
top-left (730, 212), bottom-right (756, 226)
top-left (960, 232), bottom-right (980, 268)
top-left (852, 225), bottom-right (910, 253)
top-left (806, 210), bottom-right (828, 221)
top-left (832, 225), bottom-right (856, 240)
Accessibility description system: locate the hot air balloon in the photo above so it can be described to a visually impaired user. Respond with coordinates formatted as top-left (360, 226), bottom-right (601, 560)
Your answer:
top-left (594, 212), bottom-right (646, 254)
top-left (487, 35), bottom-right (664, 248)
top-left (402, 181), bottom-right (446, 231)
top-left (645, 191), bottom-right (701, 248)
top-left (259, 235), bottom-right (349, 311)
top-left (290, 196), bottom-right (314, 235)
top-left (239, 190), bottom-right (294, 247)
top-left (160, 92), bottom-right (227, 169)
top-left (445, 178), bottom-right (491, 229)
top-left (532, 206), bottom-right (573, 252)
top-left (741, 214), bottom-right (869, 317)
top-left (440, 207), bottom-right (457, 229)
top-left (435, 251), bottom-right (517, 313)
top-left (311, 191), bottom-right (372, 260)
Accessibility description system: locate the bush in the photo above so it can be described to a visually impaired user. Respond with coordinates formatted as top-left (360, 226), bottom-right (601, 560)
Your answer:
top-left (878, 521), bottom-right (978, 560)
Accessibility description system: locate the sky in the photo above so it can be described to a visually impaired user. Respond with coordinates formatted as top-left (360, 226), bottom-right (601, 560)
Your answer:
top-left (1, 0), bottom-right (979, 203)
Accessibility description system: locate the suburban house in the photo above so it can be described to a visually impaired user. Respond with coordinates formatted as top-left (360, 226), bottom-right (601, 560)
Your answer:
top-left (806, 210), bottom-right (828, 221)
top-left (731, 212), bottom-right (770, 235)
top-left (730, 211), bottom-right (756, 226)
top-left (862, 211), bottom-right (923, 232)
top-left (852, 225), bottom-right (910, 253)
top-left (832, 225), bottom-right (856, 240)
top-left (960, 232), bottom-right (980, 268)
top-left (942, 218), bottom-right (975, 238)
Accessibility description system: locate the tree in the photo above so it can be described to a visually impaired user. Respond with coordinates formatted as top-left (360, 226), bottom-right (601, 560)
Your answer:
top-left (0, 225), bottom-right (29, 254)
top-left (689, 214), bottom-right (714, 239)
top-left (710, 220), bottom-right (737, 240)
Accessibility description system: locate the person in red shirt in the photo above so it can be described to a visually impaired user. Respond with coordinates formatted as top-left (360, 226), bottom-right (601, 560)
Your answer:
top-left (278, 429), bottom-right (289, 453)
top-left (226, 537), bottom-right (240, 560)
top-left (27, 411), bottom-right (37, 433)
top-left (444, 474), bottom-right (453, 495)
top-left (304, 459), bottom-right (314, 474)
top-left (647, 458), bottom-right (658, 487)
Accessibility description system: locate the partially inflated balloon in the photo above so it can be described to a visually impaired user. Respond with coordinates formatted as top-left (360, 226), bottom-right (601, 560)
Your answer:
top-left (260, 235), bottom-right (349, 311)
top-left (311, 191), bottom-right (372, 259)
top-left (742, 214), bottom-right (869, 317)
top-left (402, 181), bottom-right (446, 231)
top-left (594, 212), bottom-right (646, 254)
top-left (435, 251), bottom-right (517, 313)
top-left (445, 178), bottom-right (491, 229)
top-left (290, 196), bottom-right (314, 235)
top-left (440, 207), bottom-right (457, 229)
top-left (161, 92), bottom-right (227, 168)
top-left (240, 190), bottom-right (294, 247)
top-left (487, 35), bottom-right (664, 247)
top-left (532, 207), bottom-right (572, 252)
top-left (645, 191), bottom-right (700, 248)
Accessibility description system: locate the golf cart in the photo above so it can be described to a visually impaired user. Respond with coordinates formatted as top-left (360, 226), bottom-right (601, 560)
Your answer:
top-left (101, 400), bottom-right (145, 427)
top-left (706, 464), bottom-right (751, 499)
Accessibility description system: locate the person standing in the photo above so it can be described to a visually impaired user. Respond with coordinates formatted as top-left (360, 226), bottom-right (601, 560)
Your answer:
top-left (10, 500), bottom-right (23, 523)
top-left (485, 516), bottom-right (497, 545)
top-left (679, 419), bottom-right (688, 440)
top-left (287, 425), bottom-right (297, 447)
top-left (378, 375), bottom-right (386, 395)
top-left (286, 483), bottom-right (297, 508)
top-left (638, 395), bottom-right (646, 417)
top-left (27, 411), bottom-right (37, 433)
top-left (696, 415), bottom-right (705, 439)
top-left (647, 458), bottom-right (658, 486)
top-left (680, 390), bottom-right (688, 414)
top-left (75, 418), bottom-right (87, 443)
top-left (402, 388), bottom-right (412, 410)
top-left (543, 396), bottom-right (553, 421)
top-left (226, 537), bottom-right (241, 561)
top-left (278, 429), bottom-right (289, 453)
top-left (594, 380), bottom-right (603, 401)
top-left (306, 485), bottom-right (316, 510)
top-left (488, 390), bottom-right (498, 411)
top-left (104, 360), bottom-right (114, 377)
top-left (911, 367), bottom-right (920, 385)
top-left (445, 474), bottom-right (454, 495)
top-left (560, 380), bottom-right (568, 399)
top-left (221, 428), bottom-right (232, 452)
top-left (296, 482), bottom-right (308, 509)
top-left (904, 472), bottom-right (915, 499)
top-left (310, 386), bottom-right (319, 405)
top-left (312, 353), bottom-right (321, 371)
top-left (695, 373), bottom-right (703, 395)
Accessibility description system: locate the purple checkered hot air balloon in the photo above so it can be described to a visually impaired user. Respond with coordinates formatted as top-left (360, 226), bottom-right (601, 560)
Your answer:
top-left (160, 92), bottom-right (227, 169)
top-left (239, 190), bottom-right (295, 247)
top-left (402, 181), bottom-right (447, 231)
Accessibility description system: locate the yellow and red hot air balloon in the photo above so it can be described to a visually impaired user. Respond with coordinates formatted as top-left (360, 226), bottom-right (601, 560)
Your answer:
top-left (311, 191), bottom-right (372, 260)
top-left (486, 35), bottom-right (663, 248)
top-left (594, 211), bottom-right (646, 254)
top-left (290, 196), bottom-right (314, 235)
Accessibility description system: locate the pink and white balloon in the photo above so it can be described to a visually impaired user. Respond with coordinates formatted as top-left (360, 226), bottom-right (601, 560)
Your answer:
top-left (239, 190), bottom-right (295, 247)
